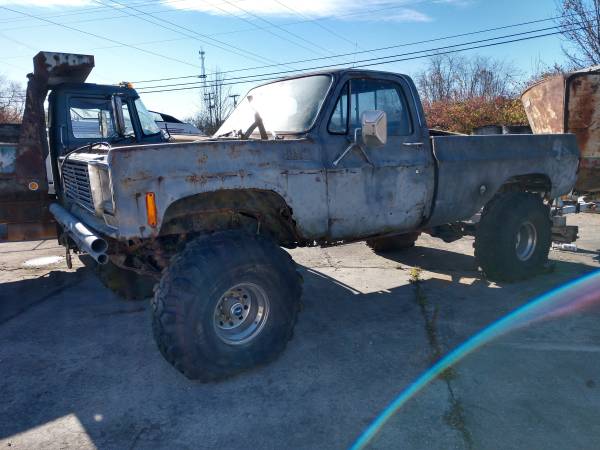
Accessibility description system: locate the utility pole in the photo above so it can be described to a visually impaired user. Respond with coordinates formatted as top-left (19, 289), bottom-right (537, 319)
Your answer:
top-left (199, 48), bottom-right (214, 129)
top-left (204, 92), bottom-right (214, 126)
top-left (229, 94), bottom-right (240, 107)
top-left (199, 48), bottom-right (207, 97)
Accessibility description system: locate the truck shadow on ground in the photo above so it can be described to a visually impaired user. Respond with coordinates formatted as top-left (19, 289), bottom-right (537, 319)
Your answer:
top-left (0, 253), bottom-right (597, 449)
top-left (0, 267), bottom-right (88, 325)
top-left (373, 243), bottom-right (599, 284)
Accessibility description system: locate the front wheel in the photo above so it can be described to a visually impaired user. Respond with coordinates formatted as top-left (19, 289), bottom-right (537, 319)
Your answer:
top-left (475, 192), bottom-right (551, 281)
top-left (152, 231), bottom-right (302, 381)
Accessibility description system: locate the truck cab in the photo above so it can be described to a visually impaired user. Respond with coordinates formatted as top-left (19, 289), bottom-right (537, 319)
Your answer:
top-left (49, 83), bottom-right (163, 155)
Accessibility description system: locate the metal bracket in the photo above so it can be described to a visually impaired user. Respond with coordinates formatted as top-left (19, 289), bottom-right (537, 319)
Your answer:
top-left (332, 128), bottom-right (374, 167)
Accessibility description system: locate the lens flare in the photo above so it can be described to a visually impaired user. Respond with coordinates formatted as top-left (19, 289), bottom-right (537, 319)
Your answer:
top-left (351, 270), bottom-right (600, 450)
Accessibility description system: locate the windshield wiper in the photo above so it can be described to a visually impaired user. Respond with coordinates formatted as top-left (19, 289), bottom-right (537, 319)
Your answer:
top-left (216, 129), bottom-right (240, 138)
top-left (242, 111), bottom-right (268, 140)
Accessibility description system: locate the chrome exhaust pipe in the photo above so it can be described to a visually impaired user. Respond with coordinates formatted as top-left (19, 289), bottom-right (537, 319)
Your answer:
top-left (49, 203), bottom-right (109, 265)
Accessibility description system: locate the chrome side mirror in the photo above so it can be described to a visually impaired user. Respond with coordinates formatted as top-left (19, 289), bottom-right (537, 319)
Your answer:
top-left (361, 110), bottom-right (387, 148)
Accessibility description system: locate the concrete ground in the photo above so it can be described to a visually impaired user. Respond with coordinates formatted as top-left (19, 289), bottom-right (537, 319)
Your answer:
top-left (1, 214), bottom-right (599, 449)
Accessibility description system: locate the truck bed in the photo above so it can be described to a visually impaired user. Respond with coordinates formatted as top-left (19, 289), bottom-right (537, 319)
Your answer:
top-left (426, 134), bottom-right (580, 227)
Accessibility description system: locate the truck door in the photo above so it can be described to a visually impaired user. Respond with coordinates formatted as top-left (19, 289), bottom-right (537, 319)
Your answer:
top-left (324, 75), bottom-right (435, 240)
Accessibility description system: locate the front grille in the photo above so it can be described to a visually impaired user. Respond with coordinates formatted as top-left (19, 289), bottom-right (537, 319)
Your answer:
top-left (62, 159), bottom-right (94, 212)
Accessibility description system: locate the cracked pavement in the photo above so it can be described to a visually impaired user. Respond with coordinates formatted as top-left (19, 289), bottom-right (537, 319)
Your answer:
top-left (1, 214), bottom-right (600, 449)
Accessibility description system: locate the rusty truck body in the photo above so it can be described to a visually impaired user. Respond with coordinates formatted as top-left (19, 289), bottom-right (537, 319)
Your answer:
top-left (2, 52), bottom-right (580, 381)
top-left (522, 66), bottom-right (600, 193)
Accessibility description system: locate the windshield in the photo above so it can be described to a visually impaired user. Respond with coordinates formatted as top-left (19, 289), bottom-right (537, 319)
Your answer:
top-left (135, 98), bottom-right (161, 135)
top-left (216, 75), bottom-right (332, 136)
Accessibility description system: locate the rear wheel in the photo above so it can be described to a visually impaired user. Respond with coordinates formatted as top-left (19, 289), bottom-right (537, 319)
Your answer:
top-left (475, 192), bottom-right (551, 281)
top-left (151, 231), bottom-right (302, 381)
top-left (366, 232), bottom-right (421, 253)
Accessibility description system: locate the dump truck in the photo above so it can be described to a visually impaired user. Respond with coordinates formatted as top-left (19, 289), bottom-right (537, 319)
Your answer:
top-left (1, 52), bottom-right (580, 381)
top-left (0, 52), bottom-right (167, 242)
top-left (522, 66), bottom-right (600, 194)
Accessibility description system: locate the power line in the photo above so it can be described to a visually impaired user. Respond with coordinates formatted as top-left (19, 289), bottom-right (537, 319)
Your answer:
top-left (136, 21), bottom-right (572, 91)
top-left (271, 0), bottom-right (364, 52)
top-left (91, 0), bottom-right (281, 66)
top-left (0, 5), bottom-right (202, 69)
top-left (216, 0), bottom-right (333, 56)
top-left (170, 0), bottom-right (329, 59)
top-left (131, 13), bottom-right (569, 84)
top-left (137, 27), bottom-right (572, 94)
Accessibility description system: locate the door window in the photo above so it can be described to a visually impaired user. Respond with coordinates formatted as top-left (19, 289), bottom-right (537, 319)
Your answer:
top-left (350, 79), bottom-right (412, 136)
top-left (121, 103), bottom-right (135, 137)
top-left (328, 83), bottom-right (349, 134)
top-left (69, 97), bottom-right (117, 139)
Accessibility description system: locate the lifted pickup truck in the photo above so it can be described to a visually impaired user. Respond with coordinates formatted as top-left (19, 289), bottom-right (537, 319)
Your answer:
top-left (3, 52), bottom-right (579, 380)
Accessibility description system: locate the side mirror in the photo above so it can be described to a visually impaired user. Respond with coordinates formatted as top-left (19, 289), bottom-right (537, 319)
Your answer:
top-left (361, 110), bottom-right (387, 148)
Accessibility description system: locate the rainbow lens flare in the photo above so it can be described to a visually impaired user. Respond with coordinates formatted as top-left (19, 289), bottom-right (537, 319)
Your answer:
top-left (351, 270), bottom-right (600, 449)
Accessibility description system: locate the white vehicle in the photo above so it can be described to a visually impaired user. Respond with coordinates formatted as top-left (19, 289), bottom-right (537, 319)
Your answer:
top-left (149, 110), bottom-right (204, 137)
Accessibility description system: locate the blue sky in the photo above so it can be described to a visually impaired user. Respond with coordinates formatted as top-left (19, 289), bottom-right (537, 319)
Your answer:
top-left (0, 0), bottom-right (569, 118)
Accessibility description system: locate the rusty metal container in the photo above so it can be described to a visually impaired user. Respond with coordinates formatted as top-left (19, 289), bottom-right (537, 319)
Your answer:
top-left (522, 67), bottom-right (600, 193)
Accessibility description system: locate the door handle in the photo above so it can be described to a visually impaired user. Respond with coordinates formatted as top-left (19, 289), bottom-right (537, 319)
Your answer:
top-left (403, 142), bottom-right (424, 147)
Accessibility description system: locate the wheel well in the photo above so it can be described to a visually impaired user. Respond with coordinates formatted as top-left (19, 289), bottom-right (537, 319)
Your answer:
top-left (159, 189), bottom-right (300, 246)
top-left (499, 173), bottom-right (552, 196)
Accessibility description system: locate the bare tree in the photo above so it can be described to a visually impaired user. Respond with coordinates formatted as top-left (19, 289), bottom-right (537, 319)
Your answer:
top-left (416, 54), bottom-right (519, 103)
top-left (520, 59), bottom-right (567, 91)
top-left (189, 68), bottom-right (234, 135)
top-left (557, 0), bottom-right (600, 68)
top-left (0, 75), bottom-right (25, 123)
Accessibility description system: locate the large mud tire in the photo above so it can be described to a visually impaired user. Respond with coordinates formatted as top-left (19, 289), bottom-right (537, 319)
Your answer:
top-left (475, 192), bottom-right (551, 282)
top-left (152, 231), bottom-right (302, 381)
top-left (366, 232), bottom-right (421, 253)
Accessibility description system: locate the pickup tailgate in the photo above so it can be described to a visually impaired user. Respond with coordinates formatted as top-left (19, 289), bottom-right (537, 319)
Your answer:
top-left (426, 134), bottom-right (579, 227)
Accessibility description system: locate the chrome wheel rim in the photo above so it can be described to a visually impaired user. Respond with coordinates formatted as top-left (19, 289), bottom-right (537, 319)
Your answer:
top-left (515, 221), bottom-right (537, 261)
top-left (213, 283), bottom-right (270, 345)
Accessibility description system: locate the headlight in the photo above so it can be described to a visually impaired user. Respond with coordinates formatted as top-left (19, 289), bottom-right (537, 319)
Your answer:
top-left (88, 164), bottom-right (114, 215)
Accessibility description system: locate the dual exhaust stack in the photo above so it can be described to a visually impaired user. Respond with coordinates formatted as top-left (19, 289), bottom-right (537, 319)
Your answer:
top-left (49, 203), bottom-right (108, 265)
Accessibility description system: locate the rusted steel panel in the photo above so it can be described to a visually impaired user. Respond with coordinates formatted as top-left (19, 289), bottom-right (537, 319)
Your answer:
top-left (33, 51), bottom-right (94, 87)
top-left (0, 52), bottom-right (92, 239)
top-left (522, 69), bottom-right (600, 193)
top-left (567, 72), bottom-right (600, 192)
top-left (522, 75), bottom-right (566, 134)
top-left (4, 222), bottom-right (56, 241)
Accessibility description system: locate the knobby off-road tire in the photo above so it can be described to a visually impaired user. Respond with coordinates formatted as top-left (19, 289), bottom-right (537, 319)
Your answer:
top-left (152, 231), bottom-right (302, 381)
top-left (366, 232), bottom-right (421, 253)
top-left (475, 192), bottom-right (551, 282)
